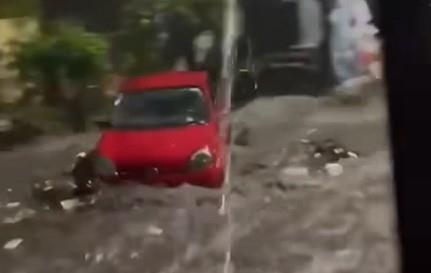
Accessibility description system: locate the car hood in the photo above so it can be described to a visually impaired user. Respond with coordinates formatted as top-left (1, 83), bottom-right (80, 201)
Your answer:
top-left (97, 124), bottom-right (217, 170)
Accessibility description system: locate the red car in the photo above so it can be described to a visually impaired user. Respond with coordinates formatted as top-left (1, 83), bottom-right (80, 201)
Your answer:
top-left (93, 71), bottom-right (228, 189)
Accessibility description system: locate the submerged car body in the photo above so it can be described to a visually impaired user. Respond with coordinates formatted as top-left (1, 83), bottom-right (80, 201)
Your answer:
top-left (94, 71), bottom-right (227, 189)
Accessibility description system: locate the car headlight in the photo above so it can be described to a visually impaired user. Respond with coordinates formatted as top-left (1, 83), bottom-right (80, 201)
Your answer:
top-left (94, 155), bottom-right (117, 177)
top-left (189, 147), bottom-right (213, 171)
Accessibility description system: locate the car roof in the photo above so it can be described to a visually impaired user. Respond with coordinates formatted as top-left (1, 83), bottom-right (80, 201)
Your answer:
top-left (120, 71), bottom-right (209, 94)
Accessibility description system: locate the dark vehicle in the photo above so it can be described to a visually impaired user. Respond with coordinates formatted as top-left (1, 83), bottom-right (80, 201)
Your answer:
top-left (234, 0), bottom-right (335, 97)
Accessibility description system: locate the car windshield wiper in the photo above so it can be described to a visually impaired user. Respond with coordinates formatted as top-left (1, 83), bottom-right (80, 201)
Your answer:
top-left (112, 118), bottom-right (208, 130)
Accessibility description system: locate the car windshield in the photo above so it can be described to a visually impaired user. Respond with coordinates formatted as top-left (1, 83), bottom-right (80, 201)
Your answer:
top-left (111, 87), bottom-right (209, 129)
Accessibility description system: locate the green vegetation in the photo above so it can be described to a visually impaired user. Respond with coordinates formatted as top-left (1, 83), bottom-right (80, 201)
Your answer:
top-left (115, 0), bottom-right (223, 75)
top-left (11, 24), bottom-right (109, 105)
top-left (9, 24), bottom-right (109, 132)
top-left (0, 0), bottom-right (224, 139)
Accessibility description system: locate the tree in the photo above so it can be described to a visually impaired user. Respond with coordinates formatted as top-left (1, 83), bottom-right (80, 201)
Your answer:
top-left (11, 24), bottom-right (109, 105)
top-left (114, 0), bottom-right (224, 75)
top-left (11, 24), bottom-right (109, 132)
top-left (113, 6), bottom-right (168, 75)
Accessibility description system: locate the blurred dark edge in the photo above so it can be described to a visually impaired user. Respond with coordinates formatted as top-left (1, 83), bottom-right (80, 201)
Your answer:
top-left (382, 0), bottom-right (431, 272)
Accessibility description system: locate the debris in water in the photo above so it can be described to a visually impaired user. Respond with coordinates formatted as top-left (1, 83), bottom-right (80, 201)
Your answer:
top-left (60, 198), bottom-right (82, 211)
top-left (43, 186), bottom-right (54, 192)
top-left (95, 253), bottom-right (104, 263)
top-left (3, 208), bottom-right (36, 224)
top-left (325, 163), bottom-right (344, 177)
top-left (76, 152), bottom-right (88, 159)
top-left (300, 138), bottom-right (312, 144)
top-left (3, 238), bottom-right (23, 250)
top-left (6, 202), bottom-right (20, 209)
top-left (7, 188), bottom-right (12, 193)
top-left (32, 179), bottom-right (85, 210)
top-left (306, 128), bottom-right (318, 136)
top-left (280, 166), bottom-right (309, 177)
top-left (130, 251), bottom-right (139, 259)
top-left (84, 252), bottom-right (91, 261)
top-left (347, 151), bottom-right (359, 158)
top-left (298, 137), bottom-right (360, 175)
top-left (42, 180), bottom-right (54, 192)
top-left (321, 139), bottom-right (360, 162)
top-left (145, 225), bottom-right (163, 236)
top-left (263, 196), bottom-right (271, 203)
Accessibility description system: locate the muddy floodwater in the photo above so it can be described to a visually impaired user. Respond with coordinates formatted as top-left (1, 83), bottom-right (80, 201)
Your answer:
top-left (0, 92), bottom-right (398, 273)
